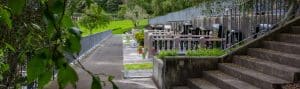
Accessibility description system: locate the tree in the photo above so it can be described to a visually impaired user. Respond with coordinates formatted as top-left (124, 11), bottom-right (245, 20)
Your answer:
top-left (78, 4), bottom-right (111, 34)
top-left (106, 0), bottom-right (122, 13)
top-left (94, 0), bottom-right (122, 13)
top-left (0, 0), bottom-right (117, 89)
top-left (125, 5), bottom-right (149, 28)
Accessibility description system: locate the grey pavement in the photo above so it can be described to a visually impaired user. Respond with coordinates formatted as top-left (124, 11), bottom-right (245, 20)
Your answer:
top-left (46, 35), bottom-right (157, 89)
top-left (122, 34), bottom-right (152, 64)
top-left (122, 34), bottom-right (154, 78)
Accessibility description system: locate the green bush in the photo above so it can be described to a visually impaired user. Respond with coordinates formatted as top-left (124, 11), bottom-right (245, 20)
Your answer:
top-left (186, 48), bottom-right (226, 57)
top-left (157, 50), bottom-right (178, 59)
top-left (134, 31), bottom-right (144, 46)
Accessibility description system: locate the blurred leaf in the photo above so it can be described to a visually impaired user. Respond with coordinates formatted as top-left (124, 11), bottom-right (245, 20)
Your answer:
top-left (48, 0), bottom-right (65, 14)
top-left (91, 76), bottom-right (102, 89)
top-left (57, 64), bottom-right (78, 89)
top-left (27, 48), bottom-right (52, 83)
top-left (62, 15), bottom-right (74, 28)
top-left (86, 0), bottom-right (93, 8)
top-left (69, 27), bottom-right (82, 37)
top-left (8, 0), bottom-right (25, 15)
top-left (18, 52), bottom-right (27, 63)
top-left (0, 8), bottom-right (12, 29)
top-left (4, 43), bottom-right (15, 52)
top-left (43, 9), bottom-right (55, 27)
top-left (0, 75), bottom-right (3, 81)
top-left (38, 69), bottom-right (53, 89)
top-left (65, 27), bottom-right (81, 53)
top-left (108, 76), bottom-right (118, 89)
top-left (27, 54), bottom-right (47, 82)
top-left (0, 63), bottom-right (9, 72)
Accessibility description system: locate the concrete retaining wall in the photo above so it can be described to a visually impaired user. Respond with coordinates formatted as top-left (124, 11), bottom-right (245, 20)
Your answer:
top-left (153, 56), bottom-right (221, 89)
top-left (153, 58), bottom-right (164, 89)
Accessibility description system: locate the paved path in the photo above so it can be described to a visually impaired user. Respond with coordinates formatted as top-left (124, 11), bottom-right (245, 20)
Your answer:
top-left (123, 35), bottom-right (152, 64)
top-left (47, 35), bottom-right (157, 89)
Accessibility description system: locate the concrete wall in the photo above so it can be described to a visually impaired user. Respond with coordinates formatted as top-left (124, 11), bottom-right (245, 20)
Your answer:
top-left (153, 56), bottom-right (221, 89)
top-left (153, 58), bottom-right (164, 89)
top-left (66, 30), bottom-right (112, 63)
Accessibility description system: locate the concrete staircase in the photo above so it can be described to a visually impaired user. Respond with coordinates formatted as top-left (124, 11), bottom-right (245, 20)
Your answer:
top-left (186, 25), bottom-right (300, 89)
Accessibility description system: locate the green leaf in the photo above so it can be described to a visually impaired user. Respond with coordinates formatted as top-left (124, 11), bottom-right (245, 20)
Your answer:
top-left (57, 65), bottom-right (78, 89)
top-left (38, 69), bottom-right (53, 89)
top-left (61, 15), bottom-right (74, 28)
top-left (48, 0), bottom-right (65, 14)
top-left (43, 10), bottom-right (55, 26)
top-left (0, 63), bottom-right (9, 73)
top-left (91, 76), bottom-right (102, 89)
top-left (108, 76), bottom-right (118, 89)
top-left (8, 0), bottom-right (25, 15)
top-left (27, 54), bottom-right (47, 82)
top-left (27, 48), bottom-right (52, 83)
top-left (65, 27), bottom-right (82, 53)
top-left (4, 43), bottom-right (15, 52)
top-left (0, 8), bottom-right (12, 29)
top-left (86, 0), bottom-right (93, 8)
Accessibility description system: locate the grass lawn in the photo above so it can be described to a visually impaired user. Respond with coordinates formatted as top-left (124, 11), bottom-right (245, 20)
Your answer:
top-left (80, 19), bottom-right (148, 37)
top-left (124, 62), bottom-right (153, 70)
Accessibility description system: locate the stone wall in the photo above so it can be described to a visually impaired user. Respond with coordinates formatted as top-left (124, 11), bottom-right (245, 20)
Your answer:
top-left (153, 56), bottom-right (222, 89)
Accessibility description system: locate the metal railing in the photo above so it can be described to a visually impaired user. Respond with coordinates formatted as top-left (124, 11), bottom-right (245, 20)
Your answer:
top-left (147, 0), bottom-right (300, 56)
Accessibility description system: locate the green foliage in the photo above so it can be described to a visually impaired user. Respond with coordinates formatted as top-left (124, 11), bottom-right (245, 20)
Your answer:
top-left (134, 31), bottom-right (144, 46)
top-left (105, 0), bottom-right (122, 13)
top-left (0, 50), bottom-right (9, 81)
top-left (4, 43), bottom-right (15, 52)
top-left (58, 64), bottom-right (79, 89)
top-left (124, 63), bottom-right (153, 70)
top-left (91, 76), bottom-right (102, 89)
top-left (94, 0), bottom-right (122, 13)
top-left (65, 27), bottom-right (82, 53)
top-left (0, 0), bottom-right (116, 88)
top-left (108, 76), bottom-right (118, 89)
top-left (78, 3), bottom-right (111, 35)
top-left (0, 8), bottom-right (12, 29)
top-left (79, 19), bottom-right (148, 36)
top-left (157, 50), bottom-right (177, 59)
top-left (186, 48), bottom-right (226, 57)
top-left (8, 0), bottom-right (25, 15)
top-left (116, 5), bottom-right (128, 19)
top-left (124, 5), bottom-right (149, 28)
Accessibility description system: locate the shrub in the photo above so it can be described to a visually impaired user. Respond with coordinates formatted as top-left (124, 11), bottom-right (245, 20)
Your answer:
top-left (157, 50), bottom-right (177, 59)
top-left (186, 48), bottom-right (226, 57)
top-left (134, 31), bottom-right (144, 46)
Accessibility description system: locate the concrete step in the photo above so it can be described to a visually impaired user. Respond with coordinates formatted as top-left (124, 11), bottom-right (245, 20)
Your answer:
top-left (187, 78), bottom-right (220, 89)
top-left (248, 48), bottom-right (300, 68)
top-left (263, 41), bottom-right (300, 55)
top-left (233, 55), bottom-right (300, 82)
top-left (289, 26), bottom-right (300, 34)
top-left (277, 33), bottom-right (300, 44)
top-left (173, 86), bottom-right (190, 89)
top-left (203, 71), bottom-right (260, 89)
top-left (219, 63), bottom-right (289, 89)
